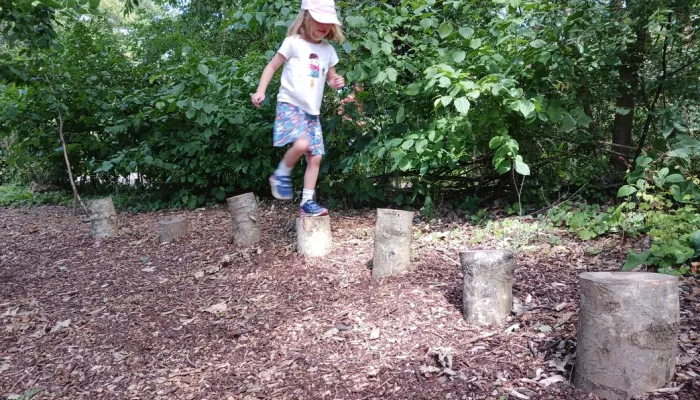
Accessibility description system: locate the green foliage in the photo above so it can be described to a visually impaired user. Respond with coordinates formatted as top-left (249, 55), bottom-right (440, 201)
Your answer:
top-left (0, 184), bottom-right (72, 207)
top-left (545, 202), bottom-right (644, 241)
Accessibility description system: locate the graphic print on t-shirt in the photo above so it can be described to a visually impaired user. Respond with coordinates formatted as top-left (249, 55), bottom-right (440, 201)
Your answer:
top-left (309, 53), bottom-right (320, 89)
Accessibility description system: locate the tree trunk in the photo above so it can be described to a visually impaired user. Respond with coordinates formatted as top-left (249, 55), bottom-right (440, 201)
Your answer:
top-left (575, 272), bottom-right (679, 400)
top-left (89, 198), bottom-right (118, 239)
top-left (372, 209), bottom-right (414, 279)
top-left (159, 216), bottom-right (188, 244)
top-left (611, 0), bottom-right (651, 170)
top-left (226, 193), bottom-right (261, 246)
top-left (296, 216), bottom-right (332, 257)
top-left (459, 250), bottom-right (516, 326)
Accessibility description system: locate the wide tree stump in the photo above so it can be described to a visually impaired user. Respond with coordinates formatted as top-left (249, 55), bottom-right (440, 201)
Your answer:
top-left (296, 216), bottom-right (332, 257)
top-left (89, 198), bottom-right (118, 238)
top-left (159, 216), bottom-right (188, 244)
top-left (372, 208), bottom-right (414, 279)
top-left (226, 193), bottom-right (260, 246)
top-left (459, 250), bottom-right (516, 326)
top-left (574, 272), bottom-right (679, 400)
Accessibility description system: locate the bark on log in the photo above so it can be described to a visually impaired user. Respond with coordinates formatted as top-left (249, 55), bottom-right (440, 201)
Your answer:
top-left (159, 216), bottom-right (188, 244)
top-left (296, 216), bottom-right (332, 257)
top-left (574, 272), bottom-right (679, 400)
top-left (226, 193), bottom-right (261, 246)
top-left (372, 208), bottom-right (414, 279)
top-left (459, 250), bottom-right (516, 326)
top-left (88, 198), bottom-right (118, 239)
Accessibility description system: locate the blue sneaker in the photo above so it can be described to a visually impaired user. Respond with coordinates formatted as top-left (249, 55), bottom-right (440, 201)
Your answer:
top-left (269, 174), bottom-right (293, 200)
top-left (300, 200), bottom-right (328, 217)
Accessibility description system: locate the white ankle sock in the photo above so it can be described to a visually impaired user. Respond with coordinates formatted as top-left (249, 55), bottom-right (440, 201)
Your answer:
top-left (275, 160), bottom-right (292, 176)
top-left (301, 189), bottom-right (314, 205)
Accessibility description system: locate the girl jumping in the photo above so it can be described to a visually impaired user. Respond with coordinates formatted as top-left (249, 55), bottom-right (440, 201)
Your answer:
top-left (251, 0), bottom-right (345, 217)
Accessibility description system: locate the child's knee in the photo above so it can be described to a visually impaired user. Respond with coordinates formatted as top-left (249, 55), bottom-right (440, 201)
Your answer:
top-left (294, 137), bottom-right (310, 149)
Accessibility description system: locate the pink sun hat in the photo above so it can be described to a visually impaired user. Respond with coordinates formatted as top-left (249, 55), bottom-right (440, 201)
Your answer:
top-left (301, 0), bottom-right (342, 26)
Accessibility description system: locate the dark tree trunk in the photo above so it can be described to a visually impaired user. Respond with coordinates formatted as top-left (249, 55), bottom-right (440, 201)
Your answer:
top-left (611, 0), bottom-right (651, 170)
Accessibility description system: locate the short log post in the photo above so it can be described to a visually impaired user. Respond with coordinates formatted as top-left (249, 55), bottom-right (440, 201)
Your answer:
top-left (296, 216), bottom-right (332, 257)
top-left (159, 216), bottom-right (188, 244)
top-left (459, 250), bottom-right (516, 326)
top-left (574, 272), bottom-right (679, 400)
top-left (226, 193), bottom-right (261, 246)
top-left (89, 198), bottom-right (118, 238)
top-left (372, 209), bottom-right (414, 279)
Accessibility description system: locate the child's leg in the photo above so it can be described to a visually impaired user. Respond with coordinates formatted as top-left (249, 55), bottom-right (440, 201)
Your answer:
top-left (270, 137), bottom-right (310, 200)
top-left (299, 152), bottom-right (327, 216)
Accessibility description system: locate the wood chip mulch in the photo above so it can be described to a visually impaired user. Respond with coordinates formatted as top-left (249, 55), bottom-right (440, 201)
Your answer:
top-left (0, 203), bottom-right (698, 400)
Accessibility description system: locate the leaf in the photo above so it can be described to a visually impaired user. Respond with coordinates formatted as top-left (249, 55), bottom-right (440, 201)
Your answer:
top-left (155, 101), bottom-right (165, 110)
top-left (438, 21), bottom-right (453, 39)
top-left (504, 323), bottom-right (520, 335)
top-left (665, 174), bottom-right (685, 183)
top-left (514, 157), bottom-right (530, 176)
top-left (538, 325), bottom-right (552, 333)
top-left (198, 64), bottom-right (209, 76)
top-left (489, 136), bottom-right (505, 150)
top-left (203, 302), bottom-right (227, 314)
top-left (453, 51), bottom-right (466, 63)
top-left (405, 82), bottom-right (421, 96)
top-left (396, 105), bottom-right (405, 123)
top-left (386, 67), bottom-right (397, 82)
top-left (530, 39), bottom-right (547, 48)
top-left (420, 18), bottom-right (433, 29)
top-left (440, 96), bottom-right (453, 107)
top-left (459, 26), bottom-right (474, 39)
top-left (539, 375), bottom-right (566, 387)
top-left (579, 230), bottom-right (596, 240)
top-left (51, 319), bottom-right (71, 333)
top-left (615, 107), bottom-right (631, 115)
top-left (454, 97), bottom-right (470, 114)
top-left (623, 250), bottom-right (650, 271)
top-left (562, 113), bottom-right (576, 131)
top-left (415, 139), bottom-right (428, 154)
top-left (469, 38), bottom-right (482, 49)
top-left (617, 185), bottom-right (637, 197)
top-left (381, 41), bottom-right (392, 55)
top-left (186, 108), bottom-right (196, 119)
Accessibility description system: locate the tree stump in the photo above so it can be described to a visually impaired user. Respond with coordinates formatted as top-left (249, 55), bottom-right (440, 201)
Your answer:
top-left (372, 209), bottom-right (414, 279)
top-left (88, 198), bottom-right (118, 238)
top-left (227, 193), bottom-right (261, 246)
top-left (296, 216), bottom-right (332, 257)
top-left (574, 272), bottom-right (679, 400)
top-left (159, 216), bottom-right (188, 244)
top-left (459, 250), bottom-right (516, 326)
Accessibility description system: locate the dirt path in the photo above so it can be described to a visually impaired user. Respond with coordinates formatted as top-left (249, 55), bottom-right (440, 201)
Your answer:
top-left (1, 204), bottom-right (698, 399)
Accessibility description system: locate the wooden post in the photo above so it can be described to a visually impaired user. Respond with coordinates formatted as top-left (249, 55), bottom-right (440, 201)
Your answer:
top-left (574, 272), bottom-right (679, 400)
top-left (296, 216), bottom-right (332, 257)
top-left (459, 250), bottom-right (516, 326)
top-left (226, 193), bottom-right (261, 246)
top-left (88, 198), bottom-right (118, 238)
top-left (372, 208), bottom-right (414, 279)
top-left (159, 216), bottom-right (188, 244)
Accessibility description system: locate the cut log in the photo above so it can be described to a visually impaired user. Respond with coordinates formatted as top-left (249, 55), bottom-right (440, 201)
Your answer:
top-left (574, 272), bottom-right (679, 400)
top-left (459, 250), bottom-right (516, 326)
top-left (296, 216), bottom-right (332, 257)
top-left (159, 216), bottom-right (188, 244)
top-left (226, 193), bottom-right (261, 246)
top-left (372, 208), bottom-right (414, 279)
top-left (88, 198), bottom-right (118, 238)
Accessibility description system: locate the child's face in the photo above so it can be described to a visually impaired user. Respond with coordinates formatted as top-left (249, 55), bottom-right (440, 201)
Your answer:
top-left (308, 18), bottom-right (332, 42)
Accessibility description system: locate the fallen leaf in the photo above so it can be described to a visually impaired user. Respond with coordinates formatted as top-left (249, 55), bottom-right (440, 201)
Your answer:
top-left (323, 327), bottom-right (339, 339)
top-left (51, 319), bottom-right (71, 333)
top-left (141, 267), bottom-right (155, 273)
top-left (203, 303), bottom-right (227, 315)
top-left (538, 325), bottom-right (552, 333)
top-left (0, 363), bottom-right (9, 374)
top-left (555, 302), bottom-right (567, 311)
top-left (539, 374), bottom-right (566, 387)
top-left (548, 356), bottom-right (569, 372)
top-left (193, 271), bottom-right (205, 279)
top-left (555, 312), bottom-right (574, 327)
top-left (509, 390), bottom-right (530, 399)
top-left (504, 323), bottom-right (520, 335)
top-left (369, 328), bottom-right (380, 340)
top-left (419, 365), bottom-right (441, 376)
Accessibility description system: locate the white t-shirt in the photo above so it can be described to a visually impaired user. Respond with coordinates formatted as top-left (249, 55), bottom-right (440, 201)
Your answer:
top-left (276, 35), bottom-right (339, 116)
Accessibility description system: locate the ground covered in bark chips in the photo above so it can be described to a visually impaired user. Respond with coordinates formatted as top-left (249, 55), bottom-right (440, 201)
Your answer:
top-left (1, 203), bottom-right (698, 400)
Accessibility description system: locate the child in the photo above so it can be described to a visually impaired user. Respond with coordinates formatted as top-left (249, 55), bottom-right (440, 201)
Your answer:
top-left (251, 0), bottom-right (345, 217)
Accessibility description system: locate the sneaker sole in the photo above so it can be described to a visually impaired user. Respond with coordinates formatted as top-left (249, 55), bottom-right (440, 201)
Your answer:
top-left (269, 176), bottom-right (293, 200)
top-left (300, 210), bottom-right (329, 217)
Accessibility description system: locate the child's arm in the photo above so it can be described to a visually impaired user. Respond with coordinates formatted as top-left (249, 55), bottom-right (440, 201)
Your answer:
top-left (326, 67), bottom-right (345, 90)
top-left (251, 53), bottom-right (287, 108)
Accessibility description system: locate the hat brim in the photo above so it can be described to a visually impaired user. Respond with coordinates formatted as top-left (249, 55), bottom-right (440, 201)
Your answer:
top-left (308, 9), bottom-right (342, 26)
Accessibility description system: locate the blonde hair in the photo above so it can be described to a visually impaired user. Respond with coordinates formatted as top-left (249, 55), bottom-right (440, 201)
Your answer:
top-left (287, 10), bottom-right (345, 44)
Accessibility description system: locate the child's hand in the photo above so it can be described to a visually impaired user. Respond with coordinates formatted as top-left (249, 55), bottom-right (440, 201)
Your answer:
top-left (251, 91), bottom-right (265, 108)
top-left (329, 75), bottom-right (345, 90)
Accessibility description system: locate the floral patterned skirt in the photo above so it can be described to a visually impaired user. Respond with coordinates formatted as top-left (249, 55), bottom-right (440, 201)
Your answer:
top-left (273, 102), bottom-right (325, 156)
